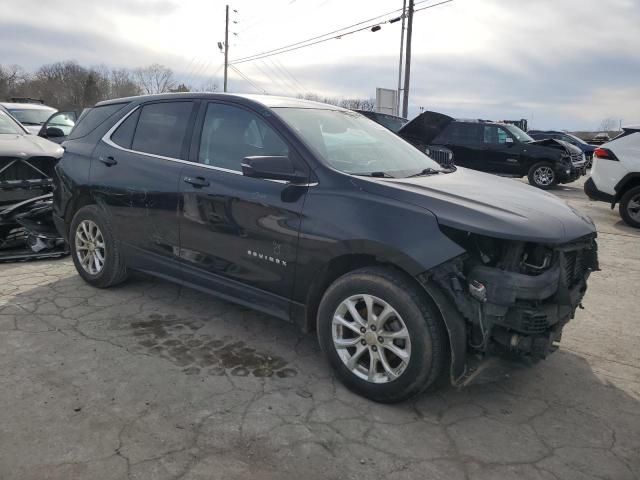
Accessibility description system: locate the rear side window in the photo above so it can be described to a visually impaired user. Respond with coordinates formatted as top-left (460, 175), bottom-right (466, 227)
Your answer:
top-left (131, 102), bottom-right (194, 159)
top-left (68, 103), bottom-right (128, 140)
top-left (111, 109), bottom-right (141, 149)
top-left (435, 122), bottom-right (482, 144)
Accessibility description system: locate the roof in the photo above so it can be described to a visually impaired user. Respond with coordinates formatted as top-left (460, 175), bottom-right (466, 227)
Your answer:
top-left (0, 102), bottom-right (56, 111)
top-left (623, 124), bottom-right (640, 131)
top-left (97, 93), bottom-right (347, 111)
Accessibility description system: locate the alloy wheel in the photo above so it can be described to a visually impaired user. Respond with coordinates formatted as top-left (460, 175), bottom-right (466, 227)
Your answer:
top-left (627, 194), bottom-right (640, 222)
top-left (75, 219), bottom-right (106, 275)
top-left (533, 166), bottom-right (555, 186)
top-left (332, 294), bottom-right (411, 383)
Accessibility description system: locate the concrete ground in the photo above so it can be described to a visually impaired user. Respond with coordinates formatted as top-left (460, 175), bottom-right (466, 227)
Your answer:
top-left (1, 177), bottom-right (638, 480)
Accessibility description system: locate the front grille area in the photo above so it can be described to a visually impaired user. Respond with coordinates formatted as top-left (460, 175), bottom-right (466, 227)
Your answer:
top-left (522, 311), bottom-right (549, 334)
top-left (570, 151), bottom-right (586, 165)
top-left (558, 236), bottom-right (597, 288)
top-left (425, 146), bottom-right (454, 168)
top-left (0, 156), bottom-right (56, 182)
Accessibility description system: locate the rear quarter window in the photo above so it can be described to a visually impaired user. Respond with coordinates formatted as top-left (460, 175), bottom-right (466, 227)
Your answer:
top-left (67, 103), bottom-right (129, 140)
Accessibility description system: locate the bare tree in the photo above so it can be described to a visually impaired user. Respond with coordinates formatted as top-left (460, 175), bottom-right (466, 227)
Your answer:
top-left (599, 118), bottom-right (618, 132)
top-left (110, 68), bottom-right (141, 98)
top-left (339, 97), bottom-right (375, 111)
top-left (134, 64), bottom-right (176, 94)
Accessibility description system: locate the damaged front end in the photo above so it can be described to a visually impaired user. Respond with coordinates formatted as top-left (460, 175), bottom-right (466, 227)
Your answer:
top-left (421, 227), bottom-right (599, 382)
top-left (0, 194), bottom-right (68, 261)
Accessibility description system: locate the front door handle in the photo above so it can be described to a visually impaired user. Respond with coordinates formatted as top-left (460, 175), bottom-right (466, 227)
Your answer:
top-left (183, 176), bottom-right (210, 188)
top-left (99, 156), bottom-right (117, 166)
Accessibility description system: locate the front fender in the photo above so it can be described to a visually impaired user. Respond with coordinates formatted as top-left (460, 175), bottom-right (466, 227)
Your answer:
top-left (293, 186), bottom-right (465, 302)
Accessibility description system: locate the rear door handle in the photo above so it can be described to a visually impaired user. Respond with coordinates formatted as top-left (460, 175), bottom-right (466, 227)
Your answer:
top-left (183, 176), bottom-right (210, 188)
top-left (99, 156), bottom-right (117, 166)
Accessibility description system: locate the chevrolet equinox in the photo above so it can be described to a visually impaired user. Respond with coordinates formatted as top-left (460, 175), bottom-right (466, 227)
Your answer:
top-left (53, 94), bottom-right (598, 402)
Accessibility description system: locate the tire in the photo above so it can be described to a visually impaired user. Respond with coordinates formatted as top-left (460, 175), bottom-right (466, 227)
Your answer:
top-left (317, 266), bottom-right (448, 403)
top-left (528, 161), bottom-right (558, 189)
top-left (619, 186), bottom-right (640, 229)
top-left (70, 205), bottom-right (128, 288)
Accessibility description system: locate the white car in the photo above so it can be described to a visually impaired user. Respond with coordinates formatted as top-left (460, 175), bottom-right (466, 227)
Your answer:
top-left (584, 125), bottom-right (640, 228)
top-left (0, 102), bottom-right (57, 135)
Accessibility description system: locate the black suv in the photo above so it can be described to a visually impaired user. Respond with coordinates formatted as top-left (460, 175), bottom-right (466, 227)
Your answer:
top-left (398, 111), bottom-right (587, 189)
top-left (53, 94), bottom-right (598, 402)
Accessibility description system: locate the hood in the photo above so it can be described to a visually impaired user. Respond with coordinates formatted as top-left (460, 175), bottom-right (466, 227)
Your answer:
top-left (398, 111), bottom-right (453, 143)
top-left (528, 138), bottom-right (580, 155)
top-left (0, 133), bottom-right (64, 158)
top-left (356, 167), bottom-right (595, 244)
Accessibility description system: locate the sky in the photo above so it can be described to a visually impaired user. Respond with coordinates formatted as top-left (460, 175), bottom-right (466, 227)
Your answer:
top-left (1, 0), bottom-right (639, 130)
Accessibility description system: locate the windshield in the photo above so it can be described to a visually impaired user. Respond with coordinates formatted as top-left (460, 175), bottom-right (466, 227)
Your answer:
top-left (564, 133), bottom-right (588, 145)
top-left (7, 107), bottom-right (55, 126)
top-left (0, 111), bottom-right (26, 134)
top-left (503, 124), bottom-right (534, 142)
top-left (275, 108), bottom-right (442, 177)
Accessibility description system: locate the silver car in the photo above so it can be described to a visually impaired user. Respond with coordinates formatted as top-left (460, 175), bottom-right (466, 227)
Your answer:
top-left (0, 109), bottom-right (64, 205)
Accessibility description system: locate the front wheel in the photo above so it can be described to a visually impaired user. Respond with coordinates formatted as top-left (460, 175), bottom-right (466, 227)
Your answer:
top-left (70, 205), bottom-right (128, 288)
top-left (619, 186), bottom-right (640, 228)
top-left (317, 267), bottom-right (448, 403)
top-left (528, 162), bottom-right (558, 189)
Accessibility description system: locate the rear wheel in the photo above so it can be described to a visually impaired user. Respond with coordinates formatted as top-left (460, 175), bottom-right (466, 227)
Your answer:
top-left (317, 267), bottom-right (448, 403)
top-left (619, 186), bottom-right (640, 228)
top-left (70, 205), bottom-right (128, 287)
top-left (528, 162), bottom-right (558, 189)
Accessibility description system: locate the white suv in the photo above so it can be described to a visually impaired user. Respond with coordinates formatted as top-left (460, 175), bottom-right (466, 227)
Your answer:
top-left (584, 126), bottom-right (640, 228)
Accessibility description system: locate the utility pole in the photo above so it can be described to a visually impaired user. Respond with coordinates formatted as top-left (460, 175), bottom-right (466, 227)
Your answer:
top-left (396, 0), bottom-right (407, 116)
top-left (401, 0), bottom-right (414, 118)
top-left (223, 4), bottom-right (229, 92)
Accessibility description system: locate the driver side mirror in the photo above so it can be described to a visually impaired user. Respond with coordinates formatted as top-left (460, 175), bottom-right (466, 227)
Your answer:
top-left (505, 137), bottom-right (514, 146)
top-left (241, 156), bottom-right (307, 184)
top-left (45, 126), bottom-right (65, 138)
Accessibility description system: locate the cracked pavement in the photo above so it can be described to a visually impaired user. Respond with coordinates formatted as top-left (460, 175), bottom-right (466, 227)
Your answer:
top-left (1, 177), bottom-right (639, 480)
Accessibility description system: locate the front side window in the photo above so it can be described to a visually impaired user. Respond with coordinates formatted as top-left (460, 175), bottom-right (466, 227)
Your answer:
top-left (198, 103), bottom-right (289, 171)
top-left (275, 108), bottom-right (443, 178)
top-left (131, 102), bottom-right (194, 159)
top-left (483, 125), bottom-right (510, 144)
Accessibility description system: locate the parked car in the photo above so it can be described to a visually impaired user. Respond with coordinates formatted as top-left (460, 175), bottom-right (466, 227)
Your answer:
top-left (0, 109), bottom-right (68, 259)
top-left (528, 130), bottom-right (597, 168)
top-left (53, 94), bottom-right (598, 402)
top-left (584, 125), bottom-right (640, 228)
top-left (0, 102), bottom-right (76, 144)
top-left (354, 110), bottom-right (408, 133)
top-left (0, 102), bottom-right (57, 135)
top-left (398, 111), bottom-right (587, 189)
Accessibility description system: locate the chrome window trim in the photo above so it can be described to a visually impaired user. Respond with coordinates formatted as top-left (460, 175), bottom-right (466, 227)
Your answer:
top-left (101, 104), bottom-right (316, 186)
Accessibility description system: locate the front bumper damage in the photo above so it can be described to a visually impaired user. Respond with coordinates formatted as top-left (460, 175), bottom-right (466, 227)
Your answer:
top-left (420, 232), bottom-right (599, 384)
top-left (0, 194), bottom-right (69, 262)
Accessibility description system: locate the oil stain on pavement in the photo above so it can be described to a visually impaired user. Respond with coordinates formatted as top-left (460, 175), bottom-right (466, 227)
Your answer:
top-left (131, 313), bottom-right (297, 378)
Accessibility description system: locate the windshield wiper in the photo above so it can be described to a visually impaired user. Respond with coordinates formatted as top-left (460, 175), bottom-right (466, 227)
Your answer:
top-left (353, 171), bottom-right (396, 178)
top-left (405, 168), bottom-right (443, 178)
top-left (19, 121), bottom-right (41, 126)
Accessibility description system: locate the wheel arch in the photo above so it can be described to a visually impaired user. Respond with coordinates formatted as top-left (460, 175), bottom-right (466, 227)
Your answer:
top-left (614, 173), bottom-right (640, 205)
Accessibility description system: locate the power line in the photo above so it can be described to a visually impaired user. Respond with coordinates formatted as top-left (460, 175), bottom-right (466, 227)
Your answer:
top-left (229, 65), bottom-right (268, 94)
top-left (230, 0), bottom-right (443, 65)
